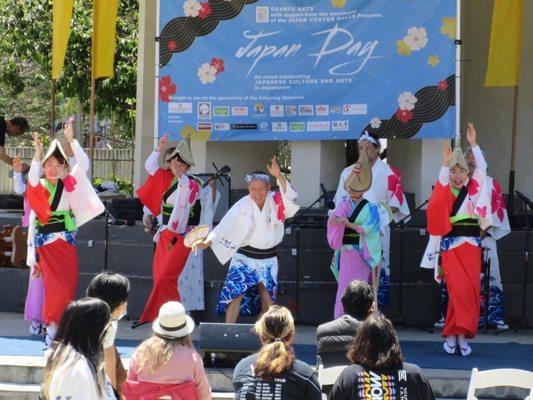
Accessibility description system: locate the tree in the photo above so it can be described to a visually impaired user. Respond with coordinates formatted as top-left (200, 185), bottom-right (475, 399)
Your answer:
top-left (0, 0), bottom-right (139, 145)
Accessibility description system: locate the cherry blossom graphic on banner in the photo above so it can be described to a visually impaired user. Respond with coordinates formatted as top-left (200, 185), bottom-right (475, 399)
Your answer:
top-left (157, 0), bottom-right (456, 141)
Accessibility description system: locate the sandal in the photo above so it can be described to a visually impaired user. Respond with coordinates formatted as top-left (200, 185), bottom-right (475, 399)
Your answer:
top-left (460, 344), bottom-right (472, 356)
top-left (443, 341), bottom-right (457, 355)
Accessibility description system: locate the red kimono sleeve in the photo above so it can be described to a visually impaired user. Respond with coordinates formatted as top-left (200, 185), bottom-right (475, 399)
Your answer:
top-left (26, 183), bottom-right (51, 225)
top-left (427, 181), bottom-right (454, 236)
top-left (136, 168), bottom-right (174, 216)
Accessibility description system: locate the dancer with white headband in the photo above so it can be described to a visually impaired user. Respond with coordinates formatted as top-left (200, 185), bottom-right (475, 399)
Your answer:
top-left (197, 157), bottom-right (299, 323)
top-left (332, 131), bottom-right (410, 308)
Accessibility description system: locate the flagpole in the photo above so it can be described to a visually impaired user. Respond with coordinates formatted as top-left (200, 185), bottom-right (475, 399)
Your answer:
top-left (454, 0), bottom-right (462, 147)
top-left (51, 79), bottom-right (57, 138)
top-left (89, 77), bottom-right (96, 179)
top-left (508, 85), bottom-right (519, 216)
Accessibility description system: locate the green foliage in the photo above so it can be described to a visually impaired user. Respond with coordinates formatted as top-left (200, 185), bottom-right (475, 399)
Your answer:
top-left (0, 0), bottom-right (139, 144)
top-left (93, 174), bottom-right (134, 196)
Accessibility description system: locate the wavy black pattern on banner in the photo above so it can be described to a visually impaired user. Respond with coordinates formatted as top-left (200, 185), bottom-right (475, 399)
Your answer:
top-left (159, 0), bottom-right (259, 67)
top-left (361, 74), bottom-right (455, 139)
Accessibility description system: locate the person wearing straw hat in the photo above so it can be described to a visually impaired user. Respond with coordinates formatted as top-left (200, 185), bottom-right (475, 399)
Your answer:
top-left (136, 133), bottom-right (201, 325)
top-left (26, 119), bottom-right (105, 346)
top-left (197, 157), bottom-right (299, 323)
top-left (421, 123), bottom-right (491, 356)
top-left (332, 131), bottom-right (410, 309)
top-left (124, 301), bottom-right (211, 400)
top-left (327, 146), bottom-right (382, 318)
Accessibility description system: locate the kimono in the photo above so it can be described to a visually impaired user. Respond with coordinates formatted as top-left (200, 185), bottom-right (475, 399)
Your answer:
top-left (137, 150), bottom-right (200, 323)
top-left (206, 181), bottom-right (299, 316)
top-left (178, 183), bottom-right (221, 311)
top-left (438, 176), bottom-right (510, 327)
top-left (327, 198), bottom-right (382, 318)
top-left (26, 141), bottom-right (104, 325)
top-left (332, 158), bottom-right (409, 306)
top-left (421, 146), bottom-right (491, 339)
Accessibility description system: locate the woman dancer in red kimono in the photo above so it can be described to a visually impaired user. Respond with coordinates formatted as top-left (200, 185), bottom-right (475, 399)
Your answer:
top-left (423, 123), bottom-right (491, 356)
top-left (26, 122), bottom-right (104, 346)
top-left (136, 134), bottom-right (200, 324)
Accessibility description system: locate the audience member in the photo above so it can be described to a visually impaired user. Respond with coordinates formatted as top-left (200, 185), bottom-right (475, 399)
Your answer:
top-left (329, 315), bottom-right (435, 400)
top-left (233, 305), bottom-right (321, 400)
top-left (316, 280), bottom-right (374, 367)
top-left (0, 116), bottom-right (29, 168)
top-left (124, 301), bottom-right (211, 400)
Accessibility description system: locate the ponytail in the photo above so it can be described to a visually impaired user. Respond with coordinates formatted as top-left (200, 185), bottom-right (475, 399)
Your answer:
top-left (253, 306), bottom-right (296, 380)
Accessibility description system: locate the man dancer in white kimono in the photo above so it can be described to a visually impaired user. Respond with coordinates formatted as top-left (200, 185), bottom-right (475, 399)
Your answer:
top-left (198, 157), bottom-right (299, 323)
top-left (435, 146), bottom-right (510, 330)
top-left (332, 131), bottom-right (410, 307)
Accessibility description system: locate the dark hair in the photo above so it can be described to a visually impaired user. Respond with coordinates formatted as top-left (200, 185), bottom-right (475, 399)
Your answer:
top-left (45, 148), bottom-right (68, 166)
top-left (44, 298), bottom-right (110, 397)
top-left (9, 117), bottom-right (29, 134)
top-left (359, 131), bottom-right (381, 148)
top-left (254, 306), bottom-right (296, 381)
top-left (347, 315), bottom-right (404, 370)
top-left (86, 272), bottom-right (130, 312)
top-left (341, 280), bottom-right (374, 318)
top-left (164, 146), bottom-right (176, 161)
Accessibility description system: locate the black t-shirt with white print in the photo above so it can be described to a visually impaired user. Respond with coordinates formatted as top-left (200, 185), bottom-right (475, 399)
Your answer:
top-left (329, 362), bottom-right (435, 400)
top-left (233, 353), bottom-right (322, 400)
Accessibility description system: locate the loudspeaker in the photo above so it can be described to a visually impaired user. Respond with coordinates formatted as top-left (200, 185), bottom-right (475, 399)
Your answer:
top-left (199, 323), bottom-right (259, 367)
top-left (107, 198), bottom-right (144, 221)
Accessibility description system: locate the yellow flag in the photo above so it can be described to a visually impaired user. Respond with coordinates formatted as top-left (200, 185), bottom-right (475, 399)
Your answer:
top-left (51, 0), bottom-right (74, 80)
top-left (92, 0), bottom-right (119, 79)
top-left (485, 0), bottom-right (523, 87)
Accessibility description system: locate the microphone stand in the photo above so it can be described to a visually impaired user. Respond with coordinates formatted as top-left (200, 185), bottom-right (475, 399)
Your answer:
top-left (393, 199), bottom-right (433, 333)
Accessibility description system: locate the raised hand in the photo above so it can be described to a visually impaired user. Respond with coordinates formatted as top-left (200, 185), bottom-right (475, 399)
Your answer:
top-left (157, 134), bottom-right (170, 153)
top-left (13, 156), bottom-right (23, 173)
top-left (443, 140), bottom-right (452, 167)
top-left (466, 122), bottom-right (477, 147)
top-left (64, 118), bottom-right (75, 143)
top-left (32, 133), bottom-right (43, 159)
top-left (267, 156), bottom-right (281, 179)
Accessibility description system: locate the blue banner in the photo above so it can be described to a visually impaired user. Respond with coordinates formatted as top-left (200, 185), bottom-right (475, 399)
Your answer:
top-left (158, 0), bottom-right (456, 141)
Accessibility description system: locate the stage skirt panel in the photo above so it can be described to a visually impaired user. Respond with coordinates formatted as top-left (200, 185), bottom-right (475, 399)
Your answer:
top-left (441, 241), bottom-right (481, 339)
top-left (140, 229), bottom-right (191, 323)
top-left (333, 246), bottom-right (372, 319)
top-left (37, 239), bottom-right (78, 325)
top-left (216, 253), bottom-right (278, 316)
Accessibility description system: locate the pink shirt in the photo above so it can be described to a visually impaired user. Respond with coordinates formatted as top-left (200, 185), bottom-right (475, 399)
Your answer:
top-left (127, 345), bottom-right (211, 400)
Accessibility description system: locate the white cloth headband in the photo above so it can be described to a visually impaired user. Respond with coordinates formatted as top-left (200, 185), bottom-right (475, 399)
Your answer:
top-left (245, 173), bottom-right (270, 184)
top-left (358, 131), bottom-right (380, 146)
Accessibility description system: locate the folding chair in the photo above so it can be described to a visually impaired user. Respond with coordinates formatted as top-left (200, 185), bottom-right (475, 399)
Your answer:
top-left (466, 367), bottom-right (533, 400)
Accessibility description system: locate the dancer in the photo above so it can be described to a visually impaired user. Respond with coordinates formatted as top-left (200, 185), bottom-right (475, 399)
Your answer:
top-left (421, 123), bottom-right (491, 356)
top-left (332, 131), bottom-right (409, 307)
top-left (136, 134), bottom-right (200, 324)
top-left (435, 147), bottom-right (511, 330)
top-left (26, 121), bottom-right (105, 345)
top-left (327, 148), bottom-right (382, 318)
top-left (197, 157), bottom-right (299, 323)
top-left (178, 177), bottom-right (220, 312)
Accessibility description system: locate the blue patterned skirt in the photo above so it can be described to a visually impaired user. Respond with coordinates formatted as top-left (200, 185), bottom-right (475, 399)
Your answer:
top-left (216, 253), bottom-right (278, 316)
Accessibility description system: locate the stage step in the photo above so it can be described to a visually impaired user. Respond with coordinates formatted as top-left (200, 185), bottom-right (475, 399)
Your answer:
top-left (0, 356), bottom-right (530, 399)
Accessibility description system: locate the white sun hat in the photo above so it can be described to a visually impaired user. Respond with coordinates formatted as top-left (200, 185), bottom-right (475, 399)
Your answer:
top-left (152, 301), bottom-right (195, 339)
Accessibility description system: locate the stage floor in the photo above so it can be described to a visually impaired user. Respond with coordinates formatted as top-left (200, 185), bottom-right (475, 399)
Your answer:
top-left (1, 311), bottom-right (532, 372)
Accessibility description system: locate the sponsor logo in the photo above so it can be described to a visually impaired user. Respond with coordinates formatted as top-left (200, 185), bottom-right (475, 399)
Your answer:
top-left (168, 102), bottom-right (192, 114)
top-left (343, 104), bottom-right (368, 115)
top-left (231, 123), bottom-right (257, 130)
top-left (259, 122), bottom-right (269, 131)
top-left (290, 122), bottom-right (305, 132)
top-left (253, 103), bottom-right (265, 114)
top-left (286, 105), bottom-right (297, 116)
top-left (256, 6), bottom-right (269, 23)
top-left (231, 106), bottom-right (249, 116)
top-left (330, 106), bottom-right (342, 114)
top-left (197, 102), bottom-right (211, 119)
top-left (270, 104), bottom-right (284, 117)
top-left (214, 106), bottom-right (229, 117)
top-left (197, 122), bottom-right (212, 131)
top-left (214, 123), bottom-right (230, 131)
top-left (272, 122), bottom-right (288, 132)
top-left (307, 121), bottom-right (330, 131)
top-left (332, 120), bottom-right (349, 131)
top-left (298, 105), bottom-right (314, 116)
top-left (315, 104), bottom-right (330, 116)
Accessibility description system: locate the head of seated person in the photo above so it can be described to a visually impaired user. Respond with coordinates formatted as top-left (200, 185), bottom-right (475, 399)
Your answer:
top-left (342, 280), bottom-right (374, 320)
